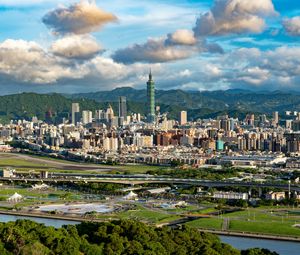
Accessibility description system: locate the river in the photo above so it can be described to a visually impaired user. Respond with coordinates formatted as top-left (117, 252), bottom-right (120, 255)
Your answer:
top-left (219, 235), bottom-right (300, 255)
top-left (0, 214), bottom-right (80, 228)
top-left (0, 215), bottom-right (299, 254)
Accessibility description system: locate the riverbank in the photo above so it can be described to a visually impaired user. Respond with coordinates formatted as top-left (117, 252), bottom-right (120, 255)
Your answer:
top-left (1, 210), bottom-right (300, 242)
top-left (0, 210), bottom-right (107, 223)
top-left (200, 229), bottom-right (300, 242)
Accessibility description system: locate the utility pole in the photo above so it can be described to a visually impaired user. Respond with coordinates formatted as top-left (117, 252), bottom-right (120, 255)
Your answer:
top-left (288, 180), bottom-right (291, 200)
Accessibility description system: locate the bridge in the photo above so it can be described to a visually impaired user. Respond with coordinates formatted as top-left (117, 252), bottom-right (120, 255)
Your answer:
top-left (0, 175), bottom-right (299, 192)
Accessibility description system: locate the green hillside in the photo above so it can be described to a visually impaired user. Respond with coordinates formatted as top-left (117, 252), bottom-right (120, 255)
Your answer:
top-left (70, 88), bottom-right (300, 113)
top-left (1, 88), bottom-right (300, 123)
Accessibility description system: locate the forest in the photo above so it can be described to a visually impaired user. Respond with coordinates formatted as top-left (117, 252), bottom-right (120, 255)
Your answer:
top-left (0, 219), bottom-right (278, 255)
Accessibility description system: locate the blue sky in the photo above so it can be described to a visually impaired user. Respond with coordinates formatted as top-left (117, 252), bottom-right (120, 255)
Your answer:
top-left (0, 0), bottom-right (299, 94)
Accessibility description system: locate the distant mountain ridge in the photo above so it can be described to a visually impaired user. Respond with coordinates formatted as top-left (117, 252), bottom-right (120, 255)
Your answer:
top-left (68, 87), bottom-right (300, 113)
top-left (0, 89), bottom-right (300, 123)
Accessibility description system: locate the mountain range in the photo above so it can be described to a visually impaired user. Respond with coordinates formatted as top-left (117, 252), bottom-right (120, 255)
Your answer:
top-left (0, 88), bottom-right (300, 123)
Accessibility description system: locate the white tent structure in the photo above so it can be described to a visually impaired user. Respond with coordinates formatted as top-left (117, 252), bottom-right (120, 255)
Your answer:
top-left (7, 192), bottom-right (23, 203)
top-left (123, 191), bottom-right (138, 200)
top-left (32, 183), bottom-right (49, 190)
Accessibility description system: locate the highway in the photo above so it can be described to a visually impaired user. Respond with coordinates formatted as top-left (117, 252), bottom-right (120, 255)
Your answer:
top-left (1, 175), bottom-right (299, 192)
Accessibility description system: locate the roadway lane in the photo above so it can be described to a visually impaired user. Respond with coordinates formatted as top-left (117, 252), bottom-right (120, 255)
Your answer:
top-left (1, 175), bottom-right (299, 192)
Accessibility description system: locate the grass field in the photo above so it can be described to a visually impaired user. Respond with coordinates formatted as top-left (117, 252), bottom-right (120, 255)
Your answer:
top-left (185, 218), bottom-right (223, 230)
top-left (0, 154), bottom-right (170, 174)
top-left (117, 204), bottom-right (182, 224)
top-left (186, 207), bottom-right (300, 237)
top-left (0, 158), bottom-right (50, 168)
top-left (229, 220), bottom-right (300, 236)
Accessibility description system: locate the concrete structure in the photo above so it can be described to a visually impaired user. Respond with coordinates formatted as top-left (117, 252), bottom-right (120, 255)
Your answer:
top-left (213, 192), bottom-right (249, 200)
top-left (40, 171), bottom-right (49, 179)
top-left (265, 191), bottom-right (285, 201)
top-left (218, 155), bottom-right (287, 167)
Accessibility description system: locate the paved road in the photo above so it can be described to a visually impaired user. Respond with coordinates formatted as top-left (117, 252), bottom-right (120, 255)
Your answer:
top-left (1, 175), bottom-right (299, 191)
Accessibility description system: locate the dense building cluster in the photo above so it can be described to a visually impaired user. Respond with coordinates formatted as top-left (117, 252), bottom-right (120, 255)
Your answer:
top-left (1, 73), bottom-right (300, 168)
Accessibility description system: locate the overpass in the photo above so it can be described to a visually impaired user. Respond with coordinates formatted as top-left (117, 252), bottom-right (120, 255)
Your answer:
top-left (0, 175), bottom-right (299, 192)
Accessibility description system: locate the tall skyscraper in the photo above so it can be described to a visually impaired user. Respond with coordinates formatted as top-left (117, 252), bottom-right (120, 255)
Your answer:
top-left (119, 96), bottom-right (127, 118)
top-left (71, 103), bottom-right (80, 125)
top-left (179, 111), bottom-right (187, 125)
top-left (147, 70), bottom-right (155, 123)
top-left (273, 111), bottom-right (279, 126)
top-left (82, 110), bottom-right (93, 124)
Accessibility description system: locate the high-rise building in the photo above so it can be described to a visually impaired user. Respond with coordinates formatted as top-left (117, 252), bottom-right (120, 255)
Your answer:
top-left (179, 111), bottom-right (187, 125)
top-left (147, 70), bottom-right (155, 123)
top-left (82, 111), bottom-right (93, 124)
top-left (71, 103), bottom-right (80, 125)
top-left (273, 111), bottom-right (279, 126)
top-left (119, 96), bottom-right (127, 118)
top-left (106, 105), bottom-right (114, 120)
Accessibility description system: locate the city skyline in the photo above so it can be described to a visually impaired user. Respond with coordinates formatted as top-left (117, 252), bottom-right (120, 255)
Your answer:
top-left (0, 0), bottom-right (299, 95)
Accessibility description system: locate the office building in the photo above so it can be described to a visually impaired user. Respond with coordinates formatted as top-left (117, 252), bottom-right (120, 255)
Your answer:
top-left (119, 96), bottom-right (127, 118)
top-left (273, 111), bottom-right (279, 126)
top-left (147, 70), bottom-right (155, 123)
top-left (82, 111), bottom-right (93, 124)
top-left (71, 103), bottom-right (80, 125)
top-left (179, 111), bottom-right (187, 125)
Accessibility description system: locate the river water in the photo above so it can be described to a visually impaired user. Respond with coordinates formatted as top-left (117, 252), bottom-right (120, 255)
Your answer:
top-left (0, 214), bottom-right (80, 228)
top-left (220, 235), bottom-right (300, 255)
top-left (0, 215), bottom-right (299, 254)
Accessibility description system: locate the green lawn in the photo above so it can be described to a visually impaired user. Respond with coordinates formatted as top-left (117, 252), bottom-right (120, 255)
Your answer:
top-left (185, 218), bottom-right (223, 230)
top-left (229, 220), bottom-right (300, 237)
top-left (118, 164), bottom-right (170, 174)
top-left (117, 204), bottom-right (182, 224)
top-left (185, 207), bottom-right (300, 237)
top-left (0, 155), bottom-right (170, 175)
top-left (0, 158), bottom-right (49, 168)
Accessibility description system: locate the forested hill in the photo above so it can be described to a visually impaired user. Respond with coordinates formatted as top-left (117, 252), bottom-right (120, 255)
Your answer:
top-left (0, 93), bottom-right (102, 123)
top-left (0, 219), bottom-right (277, 255)
top-left (70, 88), bottom-right (300, 113)
top-left (1, 89), bottom-right (300, 123)
top-left (0, 92), bottom-right (254, 123)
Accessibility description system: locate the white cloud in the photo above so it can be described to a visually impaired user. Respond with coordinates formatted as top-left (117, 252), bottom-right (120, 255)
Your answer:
top-left (51, 35), bottom-right (102, 59)
top-left (166, 29), bottom-right (197, 46)
top-left (42, 0), bottom-right (117, 35)
top-left (112, 34), bottom-right (223, 64)
top-left (219, 46), bottom-right (300, 89)
top-left (112, 37), bottom-right (196, 64)
top-left (193, 0), bottom-right (276, 36)
top-left (0, 38), bottom-right (162, 92)
top-left (283, 16), bottom-right (300, 36)
top-left (0, 39), bottom-right (88, 84)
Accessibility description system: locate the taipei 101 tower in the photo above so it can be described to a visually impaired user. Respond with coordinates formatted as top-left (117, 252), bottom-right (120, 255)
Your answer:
top-left (146, 70), bottom-right (155, 123)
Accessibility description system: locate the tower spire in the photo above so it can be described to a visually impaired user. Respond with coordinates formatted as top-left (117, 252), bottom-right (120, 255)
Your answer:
top-left (149, 68), bottom-right (152, 81)
top-left (147, 69), bottom-right (155, 123)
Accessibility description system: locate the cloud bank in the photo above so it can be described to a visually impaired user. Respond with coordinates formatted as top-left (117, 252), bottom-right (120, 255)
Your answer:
top-left (112, 30), bottom-right (223, 64)
top-left (193, 0), bottom-right (276, 36)
top-left (42, 0), bottom-right (117, 35)
top-left (283, 16), bottom-right (300, 36)
top-left (51, 35), bottom-right (102, 59)
top-left (0, 39), bottom-right (88, 84)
